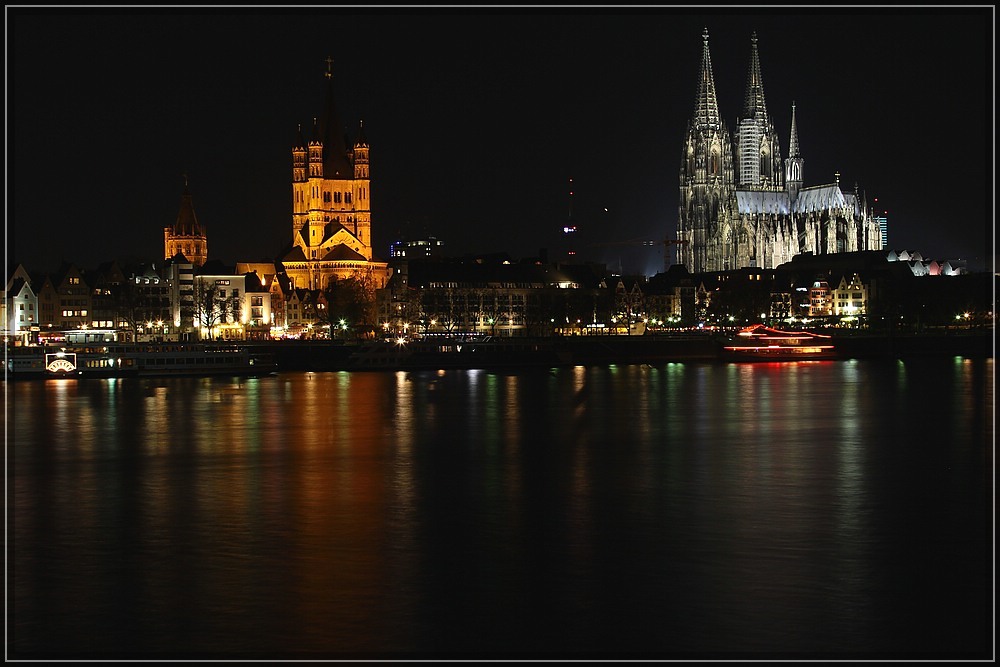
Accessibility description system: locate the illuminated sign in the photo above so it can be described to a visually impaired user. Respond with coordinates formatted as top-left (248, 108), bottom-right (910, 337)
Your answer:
top-left (45, 352), bottom-right (77, 373)
top-left (215, 280), bottom-right (231, 286)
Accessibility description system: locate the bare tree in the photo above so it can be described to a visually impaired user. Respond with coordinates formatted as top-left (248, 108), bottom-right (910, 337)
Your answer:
top-left (194, 282), bottom-right (239, 340)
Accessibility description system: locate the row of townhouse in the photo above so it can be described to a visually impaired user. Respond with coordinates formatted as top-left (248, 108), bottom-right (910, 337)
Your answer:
top-left (695, 265), bottom-right (875, 325)
top-left (3, 257), bottom-right (308, 345)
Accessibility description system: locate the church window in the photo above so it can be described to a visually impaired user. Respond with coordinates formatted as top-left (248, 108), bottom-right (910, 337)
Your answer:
top-left (334, 192), bottom-right (341, 203)
top-left (345, 192), bottom-right (352, 204)
top-left (323, 192), bottom-right (331, 203)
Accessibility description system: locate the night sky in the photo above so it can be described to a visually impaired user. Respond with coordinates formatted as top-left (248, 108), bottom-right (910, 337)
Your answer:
top-left (8, 7), bottom-right (995, 276)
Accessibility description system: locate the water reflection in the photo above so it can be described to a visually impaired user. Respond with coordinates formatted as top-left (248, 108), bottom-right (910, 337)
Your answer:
top-left (9, 358), bottom-right (992, 659)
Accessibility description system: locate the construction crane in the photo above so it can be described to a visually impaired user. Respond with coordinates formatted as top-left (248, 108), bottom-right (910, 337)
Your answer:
top-left (590, 237), bottom-right (689, 272)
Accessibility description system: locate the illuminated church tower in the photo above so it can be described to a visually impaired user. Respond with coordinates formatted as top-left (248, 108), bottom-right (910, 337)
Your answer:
top-left (734, 33), bottom-right (783, 191)
top-left (283, 58), bottom-right (389, 291)
top-left (677, 29), bottom-right (738, 273)
top-left (164, 176), bottom-right (208, 267)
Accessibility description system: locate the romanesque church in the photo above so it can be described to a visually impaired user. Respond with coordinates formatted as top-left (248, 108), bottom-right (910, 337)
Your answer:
top-left (281, 58), bottom-right (391, 292)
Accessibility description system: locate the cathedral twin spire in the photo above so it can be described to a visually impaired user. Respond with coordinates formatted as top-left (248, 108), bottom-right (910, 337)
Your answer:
top-left (693, 28), bottom-right (723, 130)
top-left (742, 32), bottom-right (768, 121)
top-left (692, 29), bottom-right (798, 192)
top-left (693, 29), bottom-right (773, 130)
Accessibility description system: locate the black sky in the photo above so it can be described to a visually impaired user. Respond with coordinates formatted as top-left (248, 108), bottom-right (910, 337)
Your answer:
top-left (7, 6), bottom-right (995, 276)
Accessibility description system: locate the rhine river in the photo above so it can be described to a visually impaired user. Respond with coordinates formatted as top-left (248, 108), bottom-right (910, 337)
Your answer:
top-left (7, 357), bottom-right (993, 659)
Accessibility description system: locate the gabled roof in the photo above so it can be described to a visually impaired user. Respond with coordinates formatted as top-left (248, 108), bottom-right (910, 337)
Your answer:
top-left (170, 180), bottom-right (206, 237)
top-left (792, 184), bottom-right (847, 214)
top-left (6, 277), bottom-right (31, 299)
top-left (198, 259), bottom-right (236, 276)
top-left (737, 190), bottom-right (790, 215)
top-left (322, 245), bottom-right (367, 261)
top-left (283, 246), bottom-right (308, 262)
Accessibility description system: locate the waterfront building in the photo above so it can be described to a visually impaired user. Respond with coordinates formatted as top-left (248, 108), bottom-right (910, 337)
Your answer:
top-left (193, 262), bottom-right (250, 341)
top-left (4, 264), bottom-right (38, 345)
top-left (30, 273), bottom-right (57, 331)
top-left (89, 261), bottom-right (129, 332)
top-left (283, 58), bottom-right (391, 293)
top-left (122, 263), bottom-right (173, 341)
top-left (808, 278), bottom-right (833, 317)
top-left (390, 237), bottom-right (445, 259)
top-left (831, 273), bottom-right (867, 319)
top-left (283, 288), bottom-right (327, 338)
top-left (50, 262), bottom-right (92, 331)
top-left (677, 30), bottom-right (883, 274)
top-left (236, 262), bottom-right (291, 338)
top-left (163, 178), bottom-right (208, 268)
top-left (242, 272), bottom-right (273, 340)
top-left (163, 254), bottom-right (196, 340)
top-left (645, 265), bottom-right (698, 326)
top-left (379, 257), bottom-right (610, 337)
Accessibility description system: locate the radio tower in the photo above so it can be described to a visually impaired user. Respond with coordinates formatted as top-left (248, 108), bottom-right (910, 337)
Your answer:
top-left (563, 177), bottom-right (577, 258)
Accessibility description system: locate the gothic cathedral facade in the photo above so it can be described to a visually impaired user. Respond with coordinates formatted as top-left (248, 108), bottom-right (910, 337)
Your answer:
top-left (676, 30), bottom-right (883, 274)
top-left (281, 59), bottom-right (391, 292)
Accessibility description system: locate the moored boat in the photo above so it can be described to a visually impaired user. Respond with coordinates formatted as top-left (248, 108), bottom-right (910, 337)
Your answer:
top-left (4, 343), bottom-right (277, 379)
top-left (720, 324), bottom-right (837, 361)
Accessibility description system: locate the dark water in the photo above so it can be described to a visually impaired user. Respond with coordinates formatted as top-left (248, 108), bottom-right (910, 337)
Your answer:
top-left (7, 358), bottom-right (994, 659)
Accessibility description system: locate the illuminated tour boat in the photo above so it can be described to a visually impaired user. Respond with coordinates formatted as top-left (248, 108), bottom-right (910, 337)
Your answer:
top-left (721, 324), bottom-right (837, 361)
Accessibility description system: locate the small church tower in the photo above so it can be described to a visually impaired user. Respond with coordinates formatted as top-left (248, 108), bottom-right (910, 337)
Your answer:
top-left (164, 176), bottom-right (208, 267)
top-left (784, 102), bottom-right (804, 203)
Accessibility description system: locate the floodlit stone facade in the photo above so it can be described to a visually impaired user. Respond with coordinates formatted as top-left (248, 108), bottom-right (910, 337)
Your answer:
top-left (677, 30), bottom-right (883, 274)
top-left (283, 59), bottom-right (391, 293)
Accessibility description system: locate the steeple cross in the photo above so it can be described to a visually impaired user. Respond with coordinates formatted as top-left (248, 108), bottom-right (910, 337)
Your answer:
top-left (325, 56), bottom-right (333, 78)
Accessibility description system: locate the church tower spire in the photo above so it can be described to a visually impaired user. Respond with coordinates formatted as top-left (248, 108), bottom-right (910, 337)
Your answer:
top-left (163, 175), bottom-right (208, 267)
top-left (742, 32), bottom-right (768, 119)
top-left (320, 56), bottom-right (352, 179)
top-left (735, 32), bottom-right (782, 190)
top-left (677, 28), bottom-right (736, 274)
top-left (289, 56), bottom-right (377, 286)
top-left (785, 101), bottom-right (804, 203)
top-left (693, 28), bottom-right (722, 130)
top-left (788, 100), bottom-right (800, 158)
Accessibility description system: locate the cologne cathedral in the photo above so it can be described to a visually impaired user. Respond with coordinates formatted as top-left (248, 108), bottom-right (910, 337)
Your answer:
top-left (676, 30), bottom-right (883, 274)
